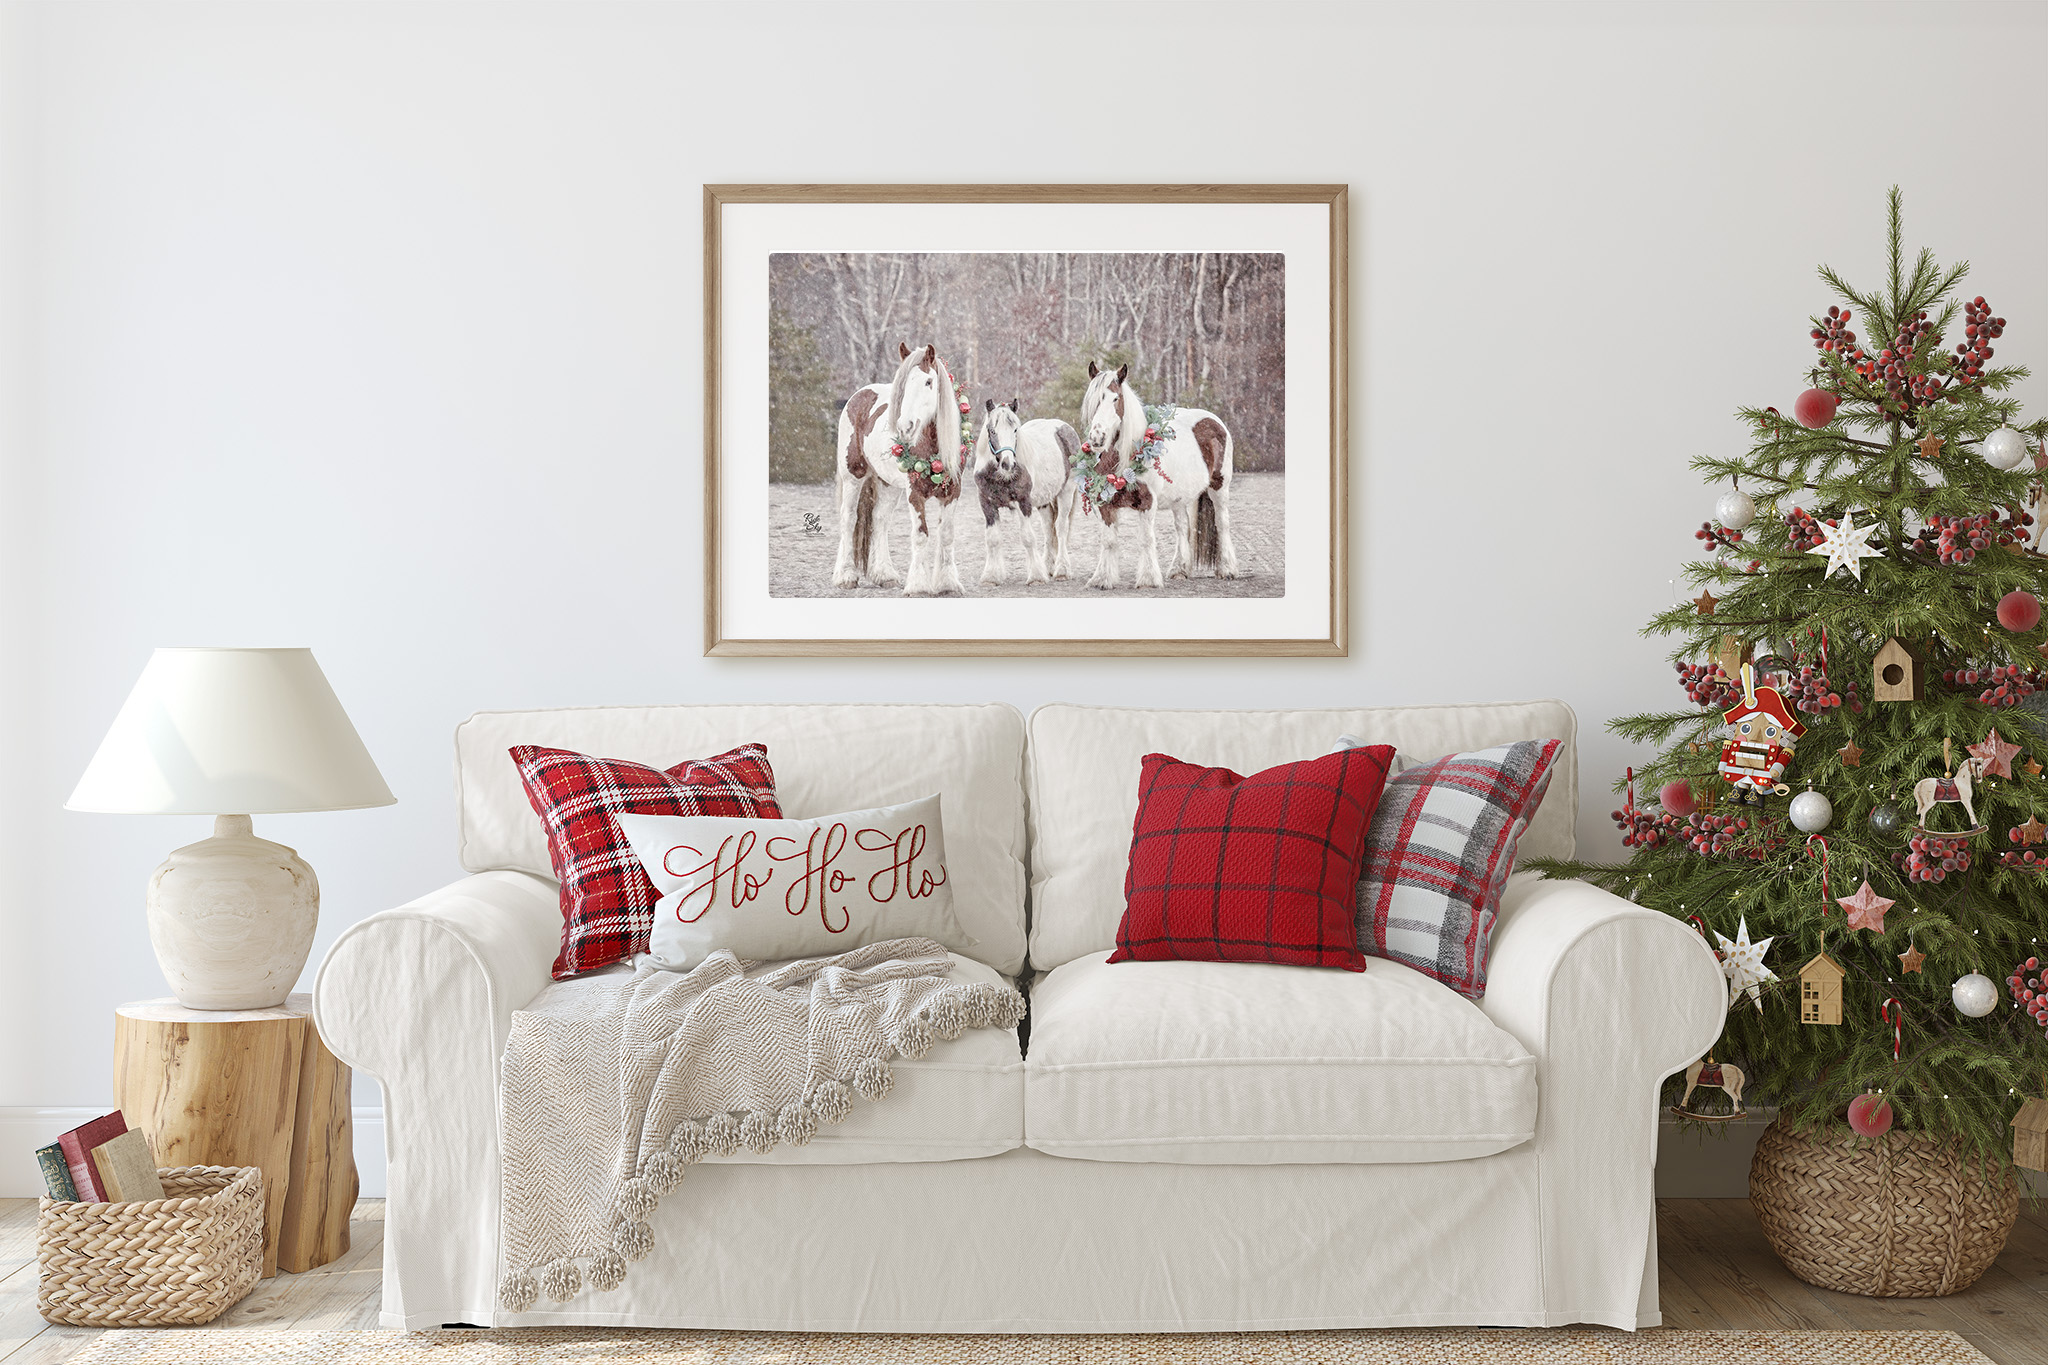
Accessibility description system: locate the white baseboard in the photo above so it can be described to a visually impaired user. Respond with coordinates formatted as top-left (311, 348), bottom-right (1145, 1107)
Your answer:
top-left (0, 1106), bottom-right (387, 1200)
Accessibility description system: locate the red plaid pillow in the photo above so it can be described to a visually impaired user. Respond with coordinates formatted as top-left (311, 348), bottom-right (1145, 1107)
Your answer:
top-left (510, 743), bottom-right (781, 978)
top-left (1109, 746), bottom-right (1395, 971)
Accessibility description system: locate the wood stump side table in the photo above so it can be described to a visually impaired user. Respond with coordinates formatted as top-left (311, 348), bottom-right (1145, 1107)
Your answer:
top-left (112, 993), bottom-right (357, 1278)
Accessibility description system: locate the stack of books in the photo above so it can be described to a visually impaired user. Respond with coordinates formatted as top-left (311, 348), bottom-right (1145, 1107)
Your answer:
top-left (34, 1112), bottom-right (165, 1203)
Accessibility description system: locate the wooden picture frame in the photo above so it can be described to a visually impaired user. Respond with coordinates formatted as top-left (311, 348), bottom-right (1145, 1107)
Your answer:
top-left (704, 183), bottom-right (1348, 657)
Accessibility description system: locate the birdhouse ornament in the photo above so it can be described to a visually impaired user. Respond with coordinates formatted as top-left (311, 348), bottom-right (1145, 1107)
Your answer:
top-left (1718, 663), bottom-right (1805, 803)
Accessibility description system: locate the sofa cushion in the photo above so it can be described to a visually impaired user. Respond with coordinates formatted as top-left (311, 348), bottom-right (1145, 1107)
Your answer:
top-left (1353, 739), bottom-right (1564, 1000)
top-left (623, 794), bottom-right (973, 972)
top-left (651, 951), bottom-right (1024, 1166)
top-left (1024, 951), bottom-right (1537, 1164)
top-left (1027, 702), bottom-right (1578, 972)
top-left (1110, 747), bottom-right (1393, 972)
top-left (510, 743), bottom-right (783, 978)
top-left (457, 704), bottom-right (1029, 976)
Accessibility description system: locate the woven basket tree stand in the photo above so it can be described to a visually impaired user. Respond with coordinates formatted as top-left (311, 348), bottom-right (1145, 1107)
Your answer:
top-left (1750, 1117), bottom-right (2018, 1297)
top-left (36, 1166), bottom-right (264, 1326)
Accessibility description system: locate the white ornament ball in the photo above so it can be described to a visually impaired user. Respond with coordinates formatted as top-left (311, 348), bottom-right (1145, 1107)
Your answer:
top-left (1715, 488), bottom-right (1757, 530)
top-left (1952, 972), bottom-right (1999, 1018)
top-left (1788, 789), bottom-right (1833, 833)
top-left (1982, 427), bottom-right (2031, 471)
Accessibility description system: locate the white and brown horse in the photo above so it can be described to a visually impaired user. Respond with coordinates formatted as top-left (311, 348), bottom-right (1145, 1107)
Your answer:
top-left (972, 399), bottom-right (1081, 585)
top-left (832, 342), bottom-right (969, 596)
top-left (1078, 362), bottom-right (1239, 590)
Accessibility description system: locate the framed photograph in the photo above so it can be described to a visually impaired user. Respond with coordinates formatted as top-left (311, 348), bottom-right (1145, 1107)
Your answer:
top-left (705, 184), bottom-right (1347, 657)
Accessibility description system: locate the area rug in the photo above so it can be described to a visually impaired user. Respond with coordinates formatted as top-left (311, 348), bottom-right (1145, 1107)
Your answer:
top-left (61, 1327), bottom-right (1996, 1364)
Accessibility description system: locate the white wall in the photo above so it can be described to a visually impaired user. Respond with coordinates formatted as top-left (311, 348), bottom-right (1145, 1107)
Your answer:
top-left (6, 1), bottom-right (2048, 1189)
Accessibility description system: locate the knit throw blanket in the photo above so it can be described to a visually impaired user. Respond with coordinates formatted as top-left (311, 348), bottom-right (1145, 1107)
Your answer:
top-left (495, 936), bottom-right (1023, 1310)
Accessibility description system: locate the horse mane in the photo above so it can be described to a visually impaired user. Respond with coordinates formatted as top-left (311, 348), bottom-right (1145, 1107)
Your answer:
top-left (1080, 369), bottom-right (1112, 433)
top-left (1112, 376), bottom-right (1145, 464)
top-left (935, 356), bottom-right (958, 470)
top-left (972, 404), bottom-right (994, 471)
top-left (887, 347), bottom-right (920, 435)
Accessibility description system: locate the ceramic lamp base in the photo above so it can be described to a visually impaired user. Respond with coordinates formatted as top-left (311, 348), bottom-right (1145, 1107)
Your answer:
top-left (145, 814), bottom-right (320, 1010)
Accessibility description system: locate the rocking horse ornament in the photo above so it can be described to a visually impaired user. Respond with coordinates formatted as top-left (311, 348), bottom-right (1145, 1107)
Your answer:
top-left (1718, 663), bottom-right (1805, 804)
top-left (1913, 737), bottom-right (1990, 835)
top-left (1676, 1057), bottom-right (1748, 1121)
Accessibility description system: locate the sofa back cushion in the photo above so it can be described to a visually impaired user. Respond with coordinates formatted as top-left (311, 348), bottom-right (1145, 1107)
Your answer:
top-left (456, 704), bottom-right (1028, 976)
top-left (1027, 702), bottom-right (1578, 973)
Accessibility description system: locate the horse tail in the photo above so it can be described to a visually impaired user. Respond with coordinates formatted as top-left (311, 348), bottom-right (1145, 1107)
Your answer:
top-left (1194, 490), bottom-right (1220, 572)
top-left (853, 477), bottom-right (878, 573)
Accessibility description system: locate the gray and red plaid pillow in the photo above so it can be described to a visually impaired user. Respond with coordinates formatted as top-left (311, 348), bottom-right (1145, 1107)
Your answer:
top-left (509, 743), bottom-right (781, 978)
top-left (1350, 739), bottom-right (1562, 999)
top-left (1109, 746), bottom-right (1395, 971)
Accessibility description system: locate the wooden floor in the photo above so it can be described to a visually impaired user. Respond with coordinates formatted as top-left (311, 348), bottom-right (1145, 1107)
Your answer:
top-left (2, 1198), bottom-right (2046, 1362)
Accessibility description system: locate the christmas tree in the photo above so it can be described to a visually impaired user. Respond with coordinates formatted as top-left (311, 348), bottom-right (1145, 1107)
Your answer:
top-left (1541, 189), bottom-right (2048, 1164)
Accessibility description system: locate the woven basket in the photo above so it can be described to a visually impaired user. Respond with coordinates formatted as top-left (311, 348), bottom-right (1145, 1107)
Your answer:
top-left (36, 1165), bottom-right (264, 1326)
top-left (1749, 1116), bottom-right (2018, 1297)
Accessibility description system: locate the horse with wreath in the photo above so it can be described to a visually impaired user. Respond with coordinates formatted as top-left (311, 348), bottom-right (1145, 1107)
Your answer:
top-left (831, 342), bottom-right (974, 596)
top-left (1075, 361), bottom-right (1240, 590)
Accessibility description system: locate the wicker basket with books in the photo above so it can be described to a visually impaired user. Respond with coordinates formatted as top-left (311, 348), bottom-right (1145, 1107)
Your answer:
top-left (36, 1164), bottom-right (264, 1326)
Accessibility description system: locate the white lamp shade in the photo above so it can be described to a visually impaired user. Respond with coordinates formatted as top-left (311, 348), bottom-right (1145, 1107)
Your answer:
top-left (67, 648), bottom-right (396, 815)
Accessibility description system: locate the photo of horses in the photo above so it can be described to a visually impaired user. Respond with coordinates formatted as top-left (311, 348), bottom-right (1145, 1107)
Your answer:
top-left (767, 252), bottom-right (1285, 599)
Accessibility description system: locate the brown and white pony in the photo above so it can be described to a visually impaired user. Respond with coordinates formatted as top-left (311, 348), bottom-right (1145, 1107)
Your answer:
top-left (832, 342), bottom-right (968, 596)
top-left (972, 399), bottom-right (1081, 585)
top-left (1078, 362), bottom-right (1239, 590)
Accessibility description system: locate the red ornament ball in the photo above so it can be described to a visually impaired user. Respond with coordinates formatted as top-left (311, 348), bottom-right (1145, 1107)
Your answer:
top-left (1847, 1092), bottom-right (1894, 1137)
top-left (1658, 780), bottom-right (1697, 817)
top-left (1793, 388), bottom-right (1839, 429)
top-left (1998, 590), bottom-right (2042, 633)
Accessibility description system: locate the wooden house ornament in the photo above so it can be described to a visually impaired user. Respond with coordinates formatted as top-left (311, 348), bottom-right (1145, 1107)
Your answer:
top-left (1715, 634), bottom-right (1752, 680)
top-left (1873, 638), bottom-right (1925, 703)
top-left (1799, 953), bottom-right (1845, 1025)
top-left (2013, 1098), bottom-right (2048, 1172)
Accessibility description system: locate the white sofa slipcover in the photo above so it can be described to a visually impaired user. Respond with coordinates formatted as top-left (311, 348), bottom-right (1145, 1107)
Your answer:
top-left (1025, 947), bottom-right (1537, 1165)
top-left (313, 701), bottom-right (1723, 1333)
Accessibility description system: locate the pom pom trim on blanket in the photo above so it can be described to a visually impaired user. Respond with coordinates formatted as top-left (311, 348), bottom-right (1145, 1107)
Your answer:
top-left (498, 975), bottom-right (1023, 1311)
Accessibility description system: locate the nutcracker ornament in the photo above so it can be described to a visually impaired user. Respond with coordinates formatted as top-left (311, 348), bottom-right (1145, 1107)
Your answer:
top-left (1718, 662), bottom-right (1805, 804)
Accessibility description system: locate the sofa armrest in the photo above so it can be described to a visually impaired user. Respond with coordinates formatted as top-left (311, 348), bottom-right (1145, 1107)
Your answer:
top-left (311, 870), bottom-right (560, 1328)
top-left (1480, 871), bottom-right (1725, 1326)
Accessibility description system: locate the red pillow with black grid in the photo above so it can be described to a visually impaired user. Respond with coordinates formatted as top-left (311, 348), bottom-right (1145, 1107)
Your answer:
top-left (1108, 745), bottom-right (1396, 972)
top-left (510, 743), bottom-right (782, 978)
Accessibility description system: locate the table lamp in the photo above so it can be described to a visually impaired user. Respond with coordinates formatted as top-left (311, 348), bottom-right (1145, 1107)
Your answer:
top-left (66, 647), bottom-right (395, 1010)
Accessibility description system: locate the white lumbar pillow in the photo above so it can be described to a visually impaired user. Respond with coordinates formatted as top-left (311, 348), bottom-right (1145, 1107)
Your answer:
top-left (619, 794), bottom-right (974, 971)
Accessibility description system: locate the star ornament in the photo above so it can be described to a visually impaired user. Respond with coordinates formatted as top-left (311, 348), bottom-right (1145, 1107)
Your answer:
top-left (1712, 917), bottom-right (1778, 1013)
top-left (1838, 738), bottom-right (1864, 768)
top-left (1919, 432), bottom-right (1946, 462)
top-left (2018, 815), bottom-right (2046, 846)
top-left (1693, 589), bottom-right (1719, 615)
top-left (1969, 727), bottom-right (2023, 780)
top-left (1838, 879), bottom-right (1896, 933)
top-left (1807, 512), bottom-right (1886, 582)
top-left (1898, 942), bottom-right (1926, 974)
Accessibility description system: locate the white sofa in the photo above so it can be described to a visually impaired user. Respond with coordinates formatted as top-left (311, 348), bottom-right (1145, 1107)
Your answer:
top-left (312, 701), bottom-right (1725, 1333)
